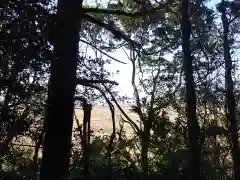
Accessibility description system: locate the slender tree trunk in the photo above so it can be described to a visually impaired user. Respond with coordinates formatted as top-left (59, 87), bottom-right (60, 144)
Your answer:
top-left (82, 101), bottom-right (92, 180)
top-left (141, 122), bottom-right (150, 180)
top-left (221, 5), bottom-right (240, 179)
top-left (39, 0), bottom-right (83, 179)
top-left (212, 135), bottom-right (220, 179)
top-left (181, 0), bottom-right (201, 179)
top-left (32, 131), bottom-right (44, 180)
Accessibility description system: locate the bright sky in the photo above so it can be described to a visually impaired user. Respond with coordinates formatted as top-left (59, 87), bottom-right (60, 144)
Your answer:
top-left (104, 50), bottom-right (133, 97)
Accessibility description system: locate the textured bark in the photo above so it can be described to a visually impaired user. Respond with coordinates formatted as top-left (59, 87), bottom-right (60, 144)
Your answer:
top-left (181, 0), bottom-right (201, 179)
top-left (39, 0), bottom-right (83, 179)
top-left (221, 4), bottom-right (240, 179)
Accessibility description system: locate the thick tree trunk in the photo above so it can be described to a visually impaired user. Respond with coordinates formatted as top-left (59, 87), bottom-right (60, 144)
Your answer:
top-left (39, 0), bottom-right (83, 179)
top-left (221, 6), bottom-right (240, 179)
top-left (181, 0), bottom-right (201, 180)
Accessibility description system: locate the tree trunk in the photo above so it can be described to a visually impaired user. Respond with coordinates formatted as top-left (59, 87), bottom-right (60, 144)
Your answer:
top-left (82, 101), bottom-right (92, 180)
top-left (32, 131), bottom-right (44, 180)
top-left (141, 122), bottom-right (150, 180)
top-left (39, 0), bottom-right (83, 179)
top-left (181, 0), bottom-right (201, 179)
top-left (221, 4), bottom-right (240, 179)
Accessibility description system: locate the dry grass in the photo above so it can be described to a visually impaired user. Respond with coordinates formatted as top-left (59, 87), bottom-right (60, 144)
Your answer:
top-left (74, 104), bottom-right (139, 136)
top-left (12, 105), bottom-right (139, 149)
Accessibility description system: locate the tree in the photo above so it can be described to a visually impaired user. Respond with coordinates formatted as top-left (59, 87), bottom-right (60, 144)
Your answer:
top-left (39, 0), bottom-right (83, 179)
top-left (0, 0), bottom-right (51, 159)
top-left (217, 0), bottom-right (240, 179)
top-left (181, 0), bottom-right (201, 179)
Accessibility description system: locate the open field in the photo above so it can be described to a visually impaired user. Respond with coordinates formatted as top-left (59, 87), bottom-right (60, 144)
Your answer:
top-left (11, 104), bottom-right (139, 149)
top-left (74, 104), bottom-right (139, 137)
top-left (12, 104), bottom-right (177, 147)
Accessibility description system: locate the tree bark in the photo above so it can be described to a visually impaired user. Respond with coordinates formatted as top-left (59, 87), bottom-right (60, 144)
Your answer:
top-left (39, 0), bottom-right (83, 179)
top-left (181, 0), bottom-right (201, 179)
top-left (82, 100), bottom-right (92, 180)
top-left (141, 123), bottom-right (150, 180)
top-left (221, 3), bottom-right (240, 179)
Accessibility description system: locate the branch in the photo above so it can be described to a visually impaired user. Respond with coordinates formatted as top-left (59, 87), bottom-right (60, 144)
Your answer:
top-left (81, 84), bottom-right (116, 143)
top-left (83, 7), bottom-right (161, 17)
top-left (80, 39), bottom-right (126, 64)
top-left (83, 14), bottom-right (141, 47)
top-left (103, 85), bottom-right (141, 134)
top-left (130, 49), bottom-right (145, 123)
top-left (10, 143), bottom-right (42, 148)
top-left (80, 77), bottom-right (140, 134)
top-left (104, 91), bottom-right (116, 160)
top-left (74, 110), bottom-right (84, 144)
top-left (228, 15), bottom-right (240, 25)
top-left (76, 78), bottom-right (119, 86)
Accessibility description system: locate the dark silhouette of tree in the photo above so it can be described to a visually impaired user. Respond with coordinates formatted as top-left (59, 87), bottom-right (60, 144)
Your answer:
top-left (217, 0), bottom-right (240, 179)
top-left (39, 0), bottom-right (83, 179)
top-left (181, 0), bottom-right (201, 179)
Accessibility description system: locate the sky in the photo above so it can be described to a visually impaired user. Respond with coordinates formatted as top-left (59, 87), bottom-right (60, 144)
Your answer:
top-left (104, 50), bottom-right (133, 97)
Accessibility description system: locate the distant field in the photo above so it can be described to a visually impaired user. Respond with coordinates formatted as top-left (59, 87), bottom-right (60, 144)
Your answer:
top-left (10, 104), bottom-right (178, 159)
top-left (12, 104), bottom-right (177, 147)
top-left (74, 104), bottom-right (139, 137)
top-left (11, 105), bottom-right (139, 149)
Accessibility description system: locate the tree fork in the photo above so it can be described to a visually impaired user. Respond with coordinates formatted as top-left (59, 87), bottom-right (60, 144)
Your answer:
top-left (39, 0), bottom-right (83, 179)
